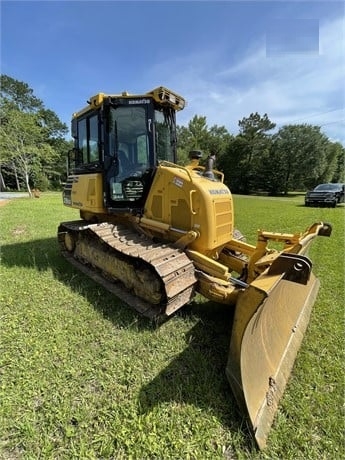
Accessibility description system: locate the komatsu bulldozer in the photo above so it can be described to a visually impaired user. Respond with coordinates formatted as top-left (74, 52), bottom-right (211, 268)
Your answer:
top-left (58, 86), bottom-right (331, 449)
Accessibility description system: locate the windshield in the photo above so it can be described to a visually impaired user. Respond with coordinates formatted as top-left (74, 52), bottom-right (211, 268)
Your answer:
top-left (314, 184), bottom-right (341, 191)
top-left (108, 106), bottom-right (150, 202)
top-left (109, 106), bottom-right (149, 167)
top-left (106, 104), bottom-right (177, 204)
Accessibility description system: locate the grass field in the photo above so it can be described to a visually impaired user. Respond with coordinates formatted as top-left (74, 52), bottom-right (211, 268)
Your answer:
top-left (0, 193), bottom-right (344, 459)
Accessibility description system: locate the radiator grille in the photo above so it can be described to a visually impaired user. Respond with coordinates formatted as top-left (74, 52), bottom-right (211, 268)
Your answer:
top-left (215, 200), bottom-right (232, 241)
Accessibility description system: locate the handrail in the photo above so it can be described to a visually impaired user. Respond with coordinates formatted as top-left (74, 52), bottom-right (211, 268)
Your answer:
top-left (189, 190), bottom-right (197, 215)
top-left (159, 161), bottom-right (224, 183)
top-left (159, 161), bottom-right (193, 182)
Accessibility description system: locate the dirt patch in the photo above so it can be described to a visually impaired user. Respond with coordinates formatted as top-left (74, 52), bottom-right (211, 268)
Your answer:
top-left (0, 200), bottom-right (10, 207)
top-left (12, 225), bottom-right (27, 236)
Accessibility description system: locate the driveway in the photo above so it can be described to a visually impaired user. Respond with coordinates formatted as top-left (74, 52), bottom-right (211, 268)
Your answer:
top-left (0, 192), bottom-right (29, 200)
top-left (0, 192), bottom-right (29, 206)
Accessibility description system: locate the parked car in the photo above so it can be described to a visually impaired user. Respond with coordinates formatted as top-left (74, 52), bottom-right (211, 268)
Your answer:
top-left (305, 183), bottom-right (345, 207)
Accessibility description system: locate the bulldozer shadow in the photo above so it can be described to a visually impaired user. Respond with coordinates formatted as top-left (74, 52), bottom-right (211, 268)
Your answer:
top-left (0, 237), bottom-right (156, 330)
top-left (0, 237), bottom-right (233, 334)
top-left (138, 305), bottom-right (253, 447)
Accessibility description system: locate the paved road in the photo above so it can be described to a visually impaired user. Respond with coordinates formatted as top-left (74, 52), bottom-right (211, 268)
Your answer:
top-left (0, 192), bottom-right (29, 200)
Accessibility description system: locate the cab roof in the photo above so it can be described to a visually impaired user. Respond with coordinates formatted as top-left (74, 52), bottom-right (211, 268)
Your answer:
top-left (73, 86), bottom-right (186, 118)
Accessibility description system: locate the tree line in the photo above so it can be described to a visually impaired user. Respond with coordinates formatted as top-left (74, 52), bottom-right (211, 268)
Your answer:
top-left (1, 75), bottom-right (344, 196)
top-left (0, 75), bottom-right (72, 196)
top-left (177, 113), bottom-right (344, 195)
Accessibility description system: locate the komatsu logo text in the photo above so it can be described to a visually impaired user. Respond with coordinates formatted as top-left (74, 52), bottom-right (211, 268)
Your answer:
top-left (128, 99), bottom-right (150, 104)
top-left (209, 189), bottom-right (229, 195)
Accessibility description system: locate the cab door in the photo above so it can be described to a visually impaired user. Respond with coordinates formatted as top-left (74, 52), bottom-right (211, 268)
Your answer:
top-left (103, 103), bottom-right (154, 211)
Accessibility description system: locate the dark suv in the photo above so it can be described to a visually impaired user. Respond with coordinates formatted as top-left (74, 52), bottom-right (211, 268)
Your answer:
top-left (305, 183), bottom-right (345, 207)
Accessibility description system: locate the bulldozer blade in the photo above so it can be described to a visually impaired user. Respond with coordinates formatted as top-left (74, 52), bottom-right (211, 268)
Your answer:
top-left (226, 270), bottom-right (320, 449)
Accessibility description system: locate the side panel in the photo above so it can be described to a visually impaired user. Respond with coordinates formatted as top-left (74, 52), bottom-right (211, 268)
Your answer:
top-left (63, 173), bottom-right (106, 213)
top-left (144, 165), bottom-right (234, 253)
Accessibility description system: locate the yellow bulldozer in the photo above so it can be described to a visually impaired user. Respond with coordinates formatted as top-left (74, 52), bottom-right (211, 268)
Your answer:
top-left (58, 86), bottom-right (331, 449)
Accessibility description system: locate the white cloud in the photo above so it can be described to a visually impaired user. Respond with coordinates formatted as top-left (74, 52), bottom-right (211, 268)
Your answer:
top-left (152, 15), bottom-right (345, 144)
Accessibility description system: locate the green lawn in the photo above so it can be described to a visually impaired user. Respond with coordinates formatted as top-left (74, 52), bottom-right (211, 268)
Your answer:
top-left (0, 193), bottom-right (344, 459)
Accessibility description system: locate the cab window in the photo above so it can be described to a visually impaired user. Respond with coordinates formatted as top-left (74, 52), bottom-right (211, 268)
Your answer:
top-left (76, 114), bottom-right (100, 164)
top-left (77, 118), bottom-right (87, 162)
top-left (155, 109), bottom-right (174, 162)
top-left (89, 115), bottom-right (99, 162)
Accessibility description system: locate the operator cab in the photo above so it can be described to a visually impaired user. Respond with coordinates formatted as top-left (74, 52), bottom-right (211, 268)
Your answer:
top-left (67, 87), bottom-right (184, 212)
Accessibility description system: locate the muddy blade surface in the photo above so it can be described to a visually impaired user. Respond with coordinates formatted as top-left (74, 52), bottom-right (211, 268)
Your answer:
top-left (227, 273), bottom-right (320, 449)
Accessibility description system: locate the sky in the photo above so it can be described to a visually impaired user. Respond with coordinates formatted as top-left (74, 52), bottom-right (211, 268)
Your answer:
top-left (1, 0), bottom-right (345, 145)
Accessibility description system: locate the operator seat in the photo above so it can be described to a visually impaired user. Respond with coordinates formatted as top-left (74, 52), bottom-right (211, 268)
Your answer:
top-left (118, 150), bottom-right (130, 173)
